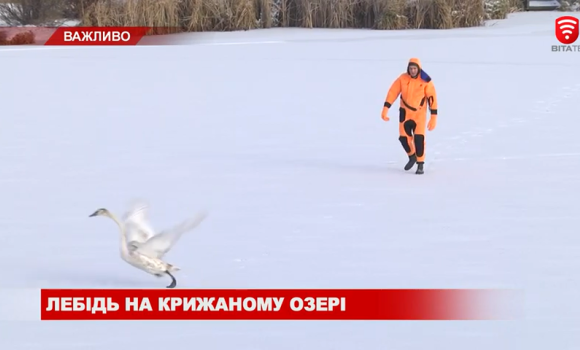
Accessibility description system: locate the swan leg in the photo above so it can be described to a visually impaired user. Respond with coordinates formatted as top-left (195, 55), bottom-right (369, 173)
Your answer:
top-left (165, 271), bottom-right (177, 289)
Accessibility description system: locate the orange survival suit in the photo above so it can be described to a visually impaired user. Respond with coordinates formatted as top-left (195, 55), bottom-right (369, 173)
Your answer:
top-left (381, 58), bottom-right (438, 174)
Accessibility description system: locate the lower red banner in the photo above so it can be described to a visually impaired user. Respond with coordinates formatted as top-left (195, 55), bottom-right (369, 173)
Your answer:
top-left (40, 289), bottom-right (521, 321)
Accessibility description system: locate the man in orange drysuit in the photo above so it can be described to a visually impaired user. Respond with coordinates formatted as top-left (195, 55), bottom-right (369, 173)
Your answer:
top-left (381, 58), bottom-right (438, 174)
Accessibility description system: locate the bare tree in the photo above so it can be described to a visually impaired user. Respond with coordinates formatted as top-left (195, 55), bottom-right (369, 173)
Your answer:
top-left (0, 0), bottom-right (66, 25)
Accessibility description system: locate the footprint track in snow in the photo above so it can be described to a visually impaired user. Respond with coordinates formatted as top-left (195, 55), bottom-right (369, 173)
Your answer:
top-left (430, 83), bottom-right (580, 163)
top-left (530, 83), bottom-right (580, 115)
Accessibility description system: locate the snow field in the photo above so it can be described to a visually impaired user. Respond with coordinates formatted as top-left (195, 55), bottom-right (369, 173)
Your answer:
top-left (0, 10), bottom-right (579, 350)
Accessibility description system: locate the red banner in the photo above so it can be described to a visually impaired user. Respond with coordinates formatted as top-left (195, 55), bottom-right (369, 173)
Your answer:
top-left (44, 27), bottom-right (150, 45)
top-left (40, 289), bottom-right (521, 321)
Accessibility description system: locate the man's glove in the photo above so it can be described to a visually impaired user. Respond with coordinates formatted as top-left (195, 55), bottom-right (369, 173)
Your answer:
top-left (428, 116), bottom-right (437, 131)
top-left (381, 107), bottom-right (389, 121)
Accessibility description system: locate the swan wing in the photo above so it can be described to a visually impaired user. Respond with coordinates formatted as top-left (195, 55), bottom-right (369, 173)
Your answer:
top-left (135, 211), bottom-right (208, 259)
top-left (123, 201), bottom-right (156, 244)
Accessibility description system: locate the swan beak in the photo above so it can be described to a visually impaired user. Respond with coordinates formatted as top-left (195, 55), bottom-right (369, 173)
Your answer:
top-left (89, 211), bottom-right (99, 217)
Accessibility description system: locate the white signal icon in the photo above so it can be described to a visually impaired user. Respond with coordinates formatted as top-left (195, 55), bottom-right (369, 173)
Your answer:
top-left (557, 18), bottom-right (578, 40)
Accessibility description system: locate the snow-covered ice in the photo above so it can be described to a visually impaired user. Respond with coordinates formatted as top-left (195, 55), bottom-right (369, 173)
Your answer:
top-left (1, 10), bottom-right (580, 350)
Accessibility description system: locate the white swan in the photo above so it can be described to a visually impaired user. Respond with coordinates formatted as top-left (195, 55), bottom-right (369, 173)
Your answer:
top-left (121, 201), bottom-right (208, 261)
top-left (122, 201), bottom-right (156, 246)
top-left (88, 207), bottom-right (201, 288)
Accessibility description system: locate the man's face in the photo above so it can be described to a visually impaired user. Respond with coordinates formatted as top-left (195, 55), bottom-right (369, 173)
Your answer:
top-left (409, 66), bottom-right (418, 77)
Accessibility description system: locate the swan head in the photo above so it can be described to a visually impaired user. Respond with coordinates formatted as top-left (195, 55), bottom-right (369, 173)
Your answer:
top-left (89, 208), bottom-right (111, 218)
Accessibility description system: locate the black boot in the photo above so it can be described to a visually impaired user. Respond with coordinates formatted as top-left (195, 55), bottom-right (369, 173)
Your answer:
top-left (404, 154), bottom-right (417, 171)
top-left (416, 162), bottom-right (424, 174)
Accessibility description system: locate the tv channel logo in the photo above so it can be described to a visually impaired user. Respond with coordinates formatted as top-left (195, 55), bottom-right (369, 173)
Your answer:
top-left (555, 16), bottom-right (579, 45)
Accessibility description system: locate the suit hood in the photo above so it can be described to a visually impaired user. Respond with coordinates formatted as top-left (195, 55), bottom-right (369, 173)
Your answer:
top-left (407, 57), bottom-right (422, 75)
top-left (406, 57), bottom-right (431, 83)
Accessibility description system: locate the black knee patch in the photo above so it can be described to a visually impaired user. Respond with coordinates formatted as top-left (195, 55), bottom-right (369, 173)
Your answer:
top-left (398, 136), bottom-right (411, 153)
top-left (414, 134), bottom-right (425, 157)
top-left (403, 120), bottom-right (416, 137)
top-left (398, 108), bottom-right (406, 123)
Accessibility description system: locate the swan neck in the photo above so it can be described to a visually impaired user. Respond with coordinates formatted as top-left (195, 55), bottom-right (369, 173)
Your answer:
top-left (108, 213), bottom-right (129, 255)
